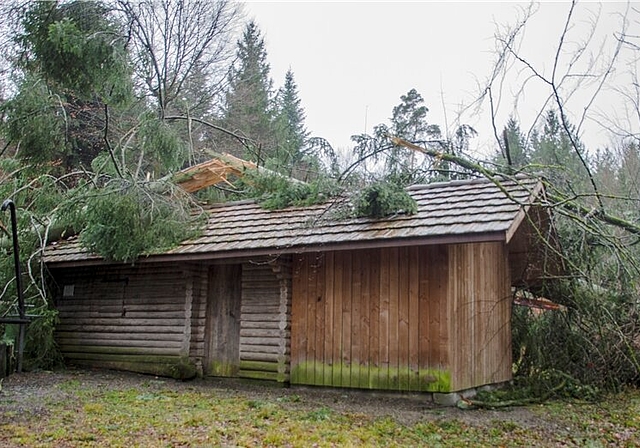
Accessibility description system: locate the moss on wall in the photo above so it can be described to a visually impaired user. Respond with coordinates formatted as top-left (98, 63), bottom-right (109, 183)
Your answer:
top-left (66, 354), bottom-right (197, 380)
top-left (206, 360), bottom-right (237, 377)
top-left (290, 362), bottom-right (451, 392)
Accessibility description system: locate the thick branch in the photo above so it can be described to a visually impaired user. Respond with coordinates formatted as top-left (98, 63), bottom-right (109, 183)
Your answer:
top-left (163, 115), bottom-right (256, 153)
top-left (390, 136), bottom-right (640, 237)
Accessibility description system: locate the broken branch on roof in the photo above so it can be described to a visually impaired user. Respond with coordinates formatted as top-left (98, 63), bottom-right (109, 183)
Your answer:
top-left (173, 153), bottom-right (255, 192)
top-left (173, 152), bottom-right (306, 193)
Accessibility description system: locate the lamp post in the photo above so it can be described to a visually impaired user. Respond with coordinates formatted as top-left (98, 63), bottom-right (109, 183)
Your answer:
top-left (1, 199), bottom-right (26, 372)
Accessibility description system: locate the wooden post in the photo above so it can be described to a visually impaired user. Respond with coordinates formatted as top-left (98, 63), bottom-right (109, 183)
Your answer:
top-left (270, 257), bottom-right (292, 383)
top-left (0, 343), bottom-right (6, 378)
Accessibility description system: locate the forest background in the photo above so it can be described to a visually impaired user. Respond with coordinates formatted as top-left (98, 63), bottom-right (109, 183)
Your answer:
top-left (0, 0), bottom-right (638, 402)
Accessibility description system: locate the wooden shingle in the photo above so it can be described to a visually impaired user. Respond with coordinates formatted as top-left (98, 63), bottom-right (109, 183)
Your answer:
top-left (43, 175), bottom-right (543, 266)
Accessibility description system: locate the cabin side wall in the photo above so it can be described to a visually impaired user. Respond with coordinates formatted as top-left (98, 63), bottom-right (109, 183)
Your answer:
top-left (291, 246), bottom-right (451, 392)
top-left (448, 242), bottom-right (512, 391)
top-left (508, 207), bottom-right (559, 290)
top-left (54, 263), bottom-right (193, 378)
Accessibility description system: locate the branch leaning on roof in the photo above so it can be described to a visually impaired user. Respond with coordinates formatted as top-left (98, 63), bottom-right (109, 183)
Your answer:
top-left (388, 135), bottom-right (640, 237)
top-left (172, 151), bottom-right (306, 193)
top-left (389, 135), bottom-right (525, 200)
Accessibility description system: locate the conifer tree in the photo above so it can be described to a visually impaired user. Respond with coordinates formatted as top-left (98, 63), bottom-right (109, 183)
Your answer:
top-left (3, 0), bottom-right (132, 171)
top-left (273, 69), bottom-right (310, 176)
top-left (220, 21), bottom-right (275, 161)
top-left (494, 117), bottom-right (529, 172)
top-left (385, 88), bottom-right (441, 183)
top-left (530, 110), bottom-right (589, 191)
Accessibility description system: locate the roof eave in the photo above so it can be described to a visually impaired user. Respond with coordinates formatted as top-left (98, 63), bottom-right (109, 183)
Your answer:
top-left (45, 231), bottom-right (507, 269)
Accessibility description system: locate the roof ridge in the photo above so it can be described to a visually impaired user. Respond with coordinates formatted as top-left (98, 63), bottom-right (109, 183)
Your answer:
top-left (406, 174), bottom-right (537, 191)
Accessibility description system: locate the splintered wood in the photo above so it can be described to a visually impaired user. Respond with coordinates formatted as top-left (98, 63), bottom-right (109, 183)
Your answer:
top-left (174, 153), bottom-right (256, 193)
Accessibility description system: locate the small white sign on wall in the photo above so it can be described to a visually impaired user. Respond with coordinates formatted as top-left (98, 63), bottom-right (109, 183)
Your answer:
top-left (63, 284), bottom-right (75, 297)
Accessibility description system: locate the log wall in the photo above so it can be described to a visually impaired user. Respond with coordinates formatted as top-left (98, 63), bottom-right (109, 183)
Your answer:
top-left (54, 263), bottom-right (191, 377)
top-left (54, 257), bottom-right (292, 382)
top-left (188, 263), bottom-right (208, 374)
top-left (291, 243), bottom-right (512, 392)
top-left (238, 260), bottom-right (291, 382)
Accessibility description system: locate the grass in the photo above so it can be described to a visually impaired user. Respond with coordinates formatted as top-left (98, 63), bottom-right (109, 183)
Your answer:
top-left (0, 372), bottom-right (638, 447)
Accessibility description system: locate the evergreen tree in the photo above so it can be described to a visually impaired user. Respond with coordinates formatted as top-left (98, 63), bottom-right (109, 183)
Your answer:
top-left (3, 0), bottom-right (132, 171)
top-left (385, 88), bottom-right (441, 183)
top-left (19, 1), bottom-right (131, 100)
top-left (530, 109), bottom-right (589, 191)
top-left (220, 21), bottom-right (275, 161)
top-left (495, 117), bottom-right (529, 171)
top-left (592, 146), bottom-right (619, 199)
top-left (273, 69), bottom-right (310, 176)
top-left (616, 141), bottom-right (640, 200)
top-left (390, 88), bottom-right (440, 142)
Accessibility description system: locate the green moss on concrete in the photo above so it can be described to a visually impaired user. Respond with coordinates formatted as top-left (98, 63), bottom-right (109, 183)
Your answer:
top-left (291, 362), bottom-right (451, 392)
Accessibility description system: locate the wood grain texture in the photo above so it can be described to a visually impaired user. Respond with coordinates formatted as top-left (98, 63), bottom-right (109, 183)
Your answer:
top-left (291, 244), bottom-right (513, 392)
top-left (447, 242), bottom-right (512, 391)
top-left (53, 264), bottom-right (189, 375)
top-left (238, 259), bottom-right (291, 382)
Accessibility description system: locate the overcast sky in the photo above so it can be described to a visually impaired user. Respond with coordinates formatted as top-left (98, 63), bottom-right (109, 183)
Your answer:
top-left (243, 1), bottom-right (634, 156)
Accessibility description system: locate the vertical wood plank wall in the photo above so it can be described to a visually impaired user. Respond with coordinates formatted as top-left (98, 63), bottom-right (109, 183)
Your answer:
top-left (291, 242), bottom-right (512, 392)
top-left (448, 242), bottom-right (512, 390)
top-left (205, 264), bottom-right (242, 376)
top-left (54, 264), bottom-right (189, 377)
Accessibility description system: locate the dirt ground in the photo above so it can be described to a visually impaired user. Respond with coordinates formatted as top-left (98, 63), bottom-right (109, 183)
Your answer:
top-left (0, 367), bottom-right (560, 431)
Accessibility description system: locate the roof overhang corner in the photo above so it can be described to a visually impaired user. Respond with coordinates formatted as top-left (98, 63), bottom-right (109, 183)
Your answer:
top-left (505, 178), bottom-right (546, 244)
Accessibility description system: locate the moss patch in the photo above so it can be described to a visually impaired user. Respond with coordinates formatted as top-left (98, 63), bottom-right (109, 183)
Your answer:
top-left (207, 360), bottom-right (237, 377)
top-left (66, 354), bottom-right (197, 380)
top-left (290, 362), bottom-right (451, 392)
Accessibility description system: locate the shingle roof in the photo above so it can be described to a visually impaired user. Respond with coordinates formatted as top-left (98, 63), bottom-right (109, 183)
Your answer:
top-left (43, 175), bottom-right (543, 266)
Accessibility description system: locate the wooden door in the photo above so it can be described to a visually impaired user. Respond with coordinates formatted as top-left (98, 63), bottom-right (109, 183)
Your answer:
top-left (204, 264), bottom-right (241, 376)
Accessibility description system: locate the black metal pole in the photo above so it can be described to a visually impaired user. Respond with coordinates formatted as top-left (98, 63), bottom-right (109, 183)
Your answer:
top-left (1, 199), bottom-right (25, 372)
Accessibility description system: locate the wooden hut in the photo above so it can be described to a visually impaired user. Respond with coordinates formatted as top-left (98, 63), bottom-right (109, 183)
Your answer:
top-left (43, 176), bottom-right (550, 393)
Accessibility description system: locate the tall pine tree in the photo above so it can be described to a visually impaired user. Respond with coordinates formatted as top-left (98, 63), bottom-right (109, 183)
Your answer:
top-left (273, 69), bottom-right (310, 176)
top-left (386, 88), bottom-right (441, 183)
top-left (219, 21), bottom-right (275, 161)
top-left (494, 117), bottom-right (529, 173)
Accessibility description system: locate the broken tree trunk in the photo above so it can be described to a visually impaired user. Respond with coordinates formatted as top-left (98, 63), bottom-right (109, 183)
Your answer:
top-left (173, 152), bottom-right (305, 193)
top-left (172, 153), bottom-right (255, 193)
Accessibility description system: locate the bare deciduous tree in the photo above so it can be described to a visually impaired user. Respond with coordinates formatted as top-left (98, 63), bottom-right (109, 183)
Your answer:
top-left (462, 0), bottom-right (640, 391)
top-left (115, 0), bottom-right (241, 118)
